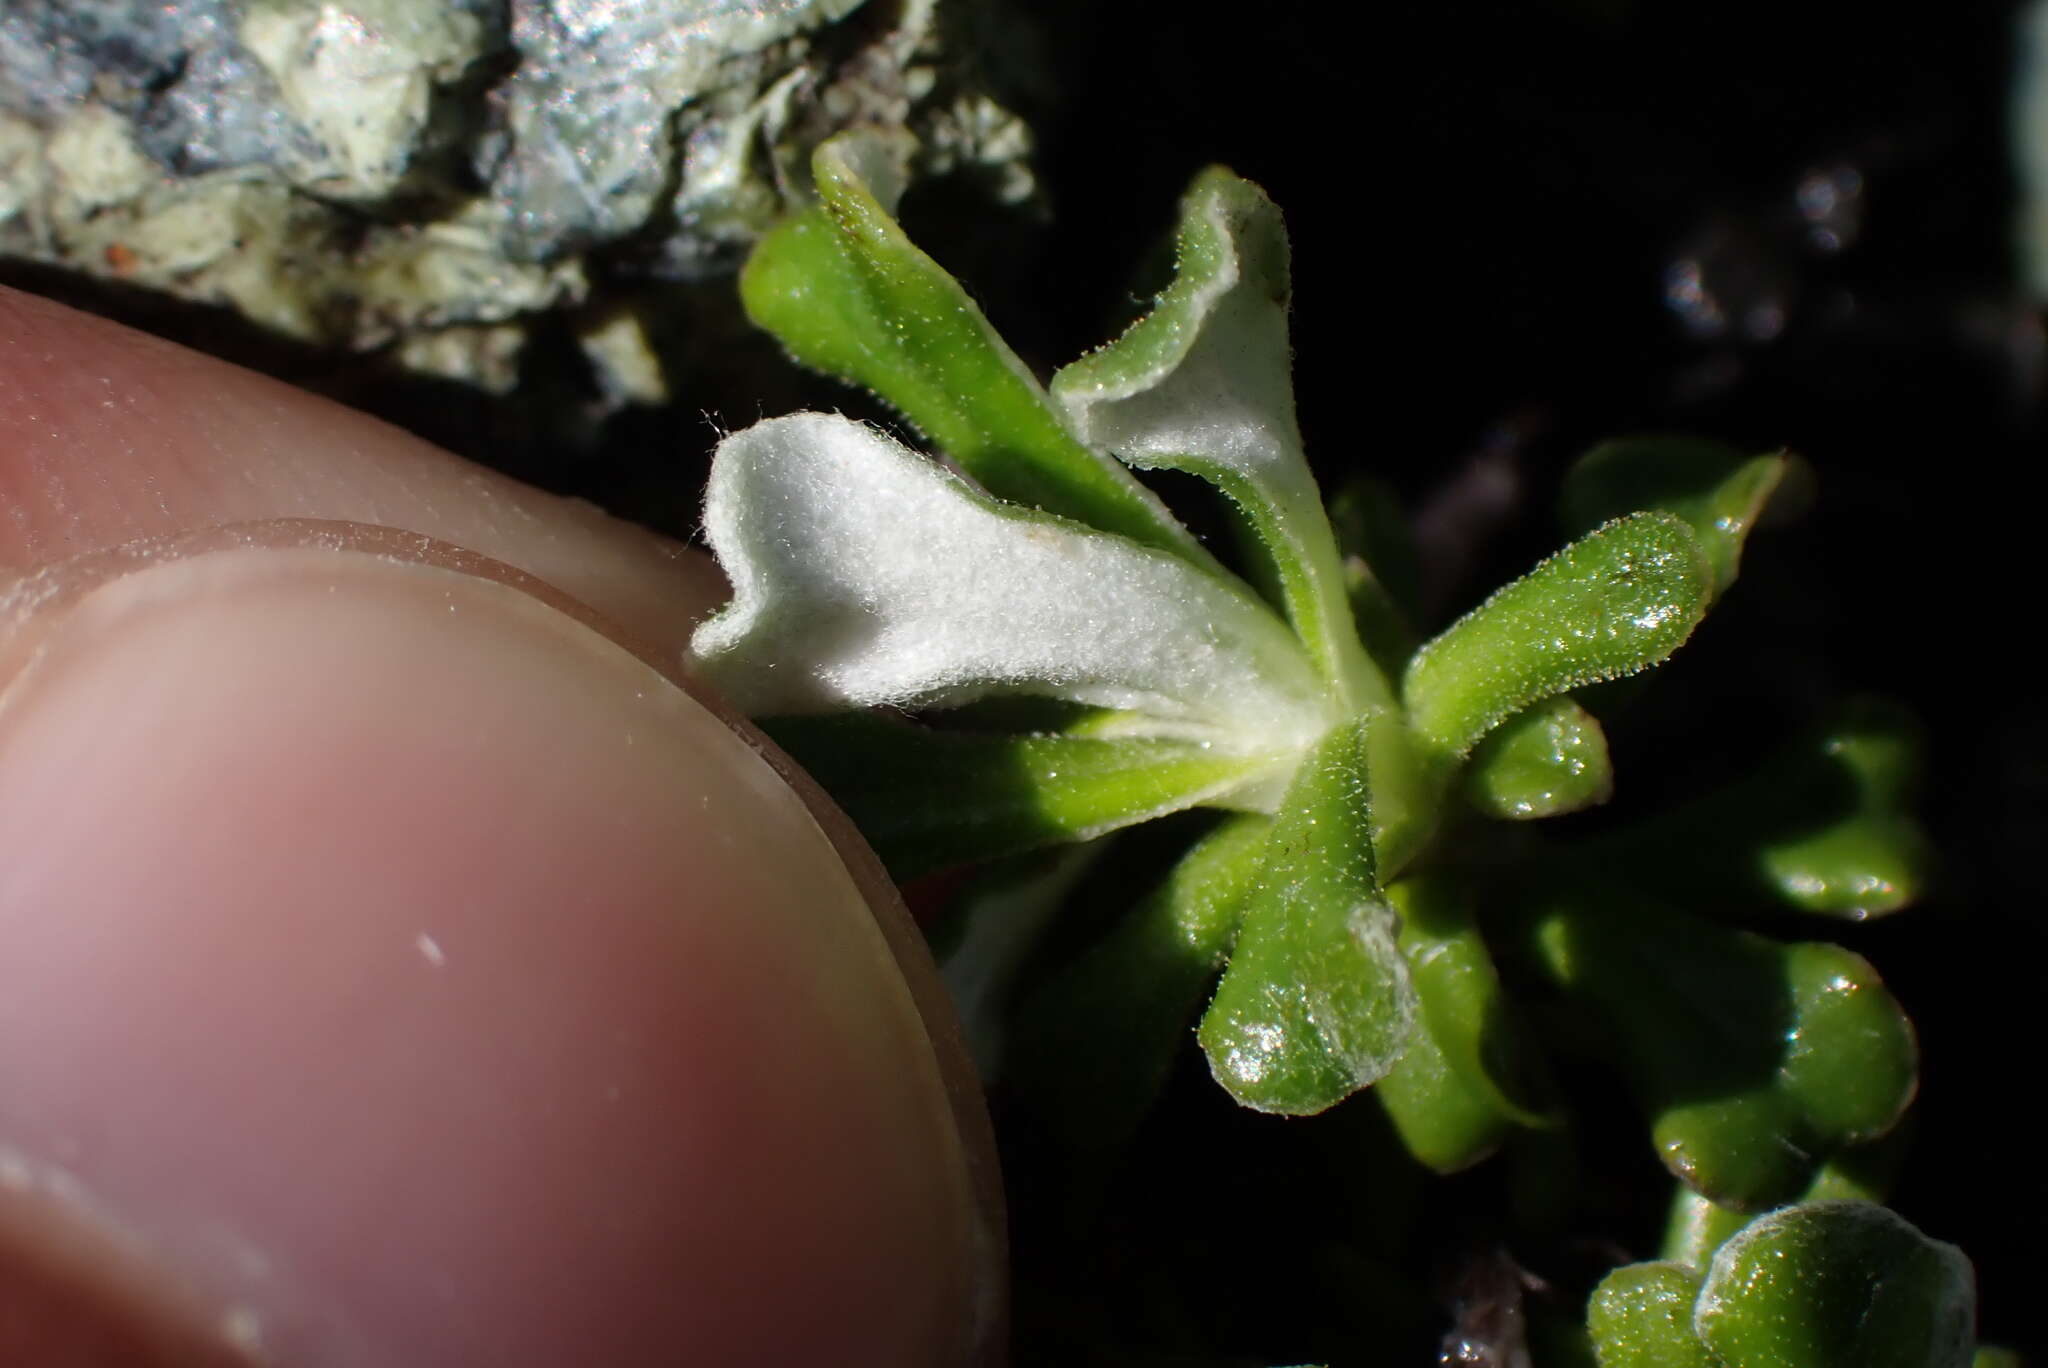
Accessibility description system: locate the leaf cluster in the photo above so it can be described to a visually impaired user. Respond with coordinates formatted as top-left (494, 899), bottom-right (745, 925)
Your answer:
top-left (690, 136), bottom-right (1988, 1366)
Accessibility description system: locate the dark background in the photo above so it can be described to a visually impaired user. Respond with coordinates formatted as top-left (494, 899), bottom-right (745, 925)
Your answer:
top-left (7, 2), bottom-right (2042, 1358)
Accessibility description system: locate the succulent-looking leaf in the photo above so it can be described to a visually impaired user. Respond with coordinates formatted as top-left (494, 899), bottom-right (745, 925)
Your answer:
top-left (1052, 168), bottom-right (1386, 709)
top-left (1588, 1262), bottom-right (1716, 1368)
top-left (1374, 874), bottom-right (1555, 1172)
top-left (1520, 881), bottom-right (1916, 1207)
top-left (1199, 717), bottom-right (1417, 1114)
top-left (1696, 1202), bottom-right (1976, 1368)
top-left (740, 135), bottom-right (1214, 568)
top-left (1463, 695), bottom-right (1614, 819)
top-left (1598, 698), bottom-right (1932, 920)
top-left (1008, 814), bottom-right (1273, 1149)
top-left (1561, 436), bottom-right (1790, 599)
top-left (1662, 1132), bottom-right (1907, 1270)
top-left (1403, 512), bottom-right (1714, 760)
top-left (761, 713), bottom-right (1284, 881)
top-left (1757, 704), bottom-right (1930, 918)
top-left (691, 413), bottom-right (1332, 752)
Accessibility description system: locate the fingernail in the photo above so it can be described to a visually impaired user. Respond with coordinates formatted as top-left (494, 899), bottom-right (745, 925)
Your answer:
top-left (0, 538), bottom-right (998, 1365)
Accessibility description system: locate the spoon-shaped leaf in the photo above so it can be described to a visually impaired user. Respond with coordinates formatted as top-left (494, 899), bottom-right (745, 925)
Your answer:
top-left (1516, 880), bottom-right (1916, 1207)
top-left (1589, 1262), bottom-right (1716, 1368)
top-left (691, 413), bottom-right (1331, 751)
top-left (1199, 716), bottom-right (1417, 1114)
top-left (1696, 1202), bottom-right (1975, 1368)
top-left (1462, 695), bottom-right (1614, 820)
top-left (1596, 699), bottom-right (1932, 920)
top-left (1403, 513), bottom-right (1714, 761)
top-left (1053, 168), bottom-right (1386, 708)
top-left (740, 134), bottom-right (1215, 568)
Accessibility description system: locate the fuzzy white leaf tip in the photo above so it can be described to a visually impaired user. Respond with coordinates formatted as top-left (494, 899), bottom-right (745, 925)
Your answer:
top-left (1050, 170), bottom-right (1382, 709)
top-left (1052, 170), bottom-right (1303, 485)
top-left (690, 413), bottom-right (1332, 753)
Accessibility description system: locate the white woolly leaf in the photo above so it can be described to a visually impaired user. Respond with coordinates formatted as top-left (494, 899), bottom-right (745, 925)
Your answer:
top-left (690, 413), bottom-right (1333, 755)
top-left (1052, 168), bottom-right (1385, 710)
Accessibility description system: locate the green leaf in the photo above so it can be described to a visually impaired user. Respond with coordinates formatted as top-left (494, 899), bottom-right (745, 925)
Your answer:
top-left (1560, 436), bottom-right (1790, 599)
top-left (740, 135), bottom-right (1213, 567)
top-left (1462, 695), bottom-right (1614, 820)
top-left (1008, 814), bottom-right (1274, 1149)
top-left (1661, 1130), bottom-right (1909, 1270)
top-left (1518, 881), bottom-right (1917, 1207)
top-left (1374, 874), bottom-right (1555, 1172)
top-left (1359, 705), bottom-right (1444, 879)
top-left (1198, 717), bottom-right (1417, 1114)
top-left (1052, 167), bottom-right (1387, 709)
top-left (762, 712), bottom-right (1282, 881)
top-left (1598, 699), bottom-right (1932, 920)
top-left (1403, 512), bottom-right (1715, 760)
top-left (1588, 1262), bottom-right (1716, 1368)
top-left (1696, 1202), bottom-right (1976, 1368)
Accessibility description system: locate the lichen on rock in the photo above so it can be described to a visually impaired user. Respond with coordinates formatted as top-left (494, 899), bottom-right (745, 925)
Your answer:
top-left (0, 0), bottom-right (1034, 395)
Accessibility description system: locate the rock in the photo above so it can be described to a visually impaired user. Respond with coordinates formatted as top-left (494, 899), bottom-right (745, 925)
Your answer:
top-left (0, 0), bottom-right (1034, 396)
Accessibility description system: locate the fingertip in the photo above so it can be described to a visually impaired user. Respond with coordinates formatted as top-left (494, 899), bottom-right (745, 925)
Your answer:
top-left (0, 543), bottom-right (998, 1365)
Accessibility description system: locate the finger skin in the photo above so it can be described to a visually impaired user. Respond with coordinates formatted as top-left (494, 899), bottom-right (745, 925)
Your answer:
top-left (0, 290), bottom-right (1005, 1363)
top-left (0, 284), bottom-right (727, 648)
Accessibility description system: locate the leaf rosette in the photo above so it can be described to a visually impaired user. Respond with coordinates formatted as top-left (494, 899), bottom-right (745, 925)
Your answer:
top-left (689, 132), bottom-right (1935, 1182)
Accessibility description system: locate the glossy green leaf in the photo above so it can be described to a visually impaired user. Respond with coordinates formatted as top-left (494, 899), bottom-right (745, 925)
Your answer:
top-left (1375, 874), bottom-right (1554, 1172)
top-left (1696, 1202), bottom-right (1976, 1368)
top-left (1600, 699), bottom-right (1932, 920)
top-left (1588, 1262), bottom-right (1716, 1368)
top-left (1757, 704), bottom-right (1930, 919)
top-left (740, 135), bottom-right (1213, 567)
top-left (1662, 1131), bottom-right (1908, 1270)
top-left (1462, 696), bottom-right (1614, 819)
top-left (1560, 436), bottom-right (1790, 598)
top-left (762, 712), bottom-right (1281, 881)
top-left (1052, 167), bottom-right (1386, 709)
top-left (1199, 717), bottom-right (1417, 1113)
top-left (1403, 512), bottom-right (1714, 760)
top-left (1008, 814), bottom-right (1274, 1148)
top-left (1972, 1350), bottom-right (2024, 1368)
top-left (1519, 882), bottom-right (1916, 1206)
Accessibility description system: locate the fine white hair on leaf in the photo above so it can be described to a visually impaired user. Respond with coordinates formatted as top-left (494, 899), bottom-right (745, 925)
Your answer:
top-left (1050, 170), bottom-right (1383, 710)
top-left (690, 413), bottom-right (1332, 751)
